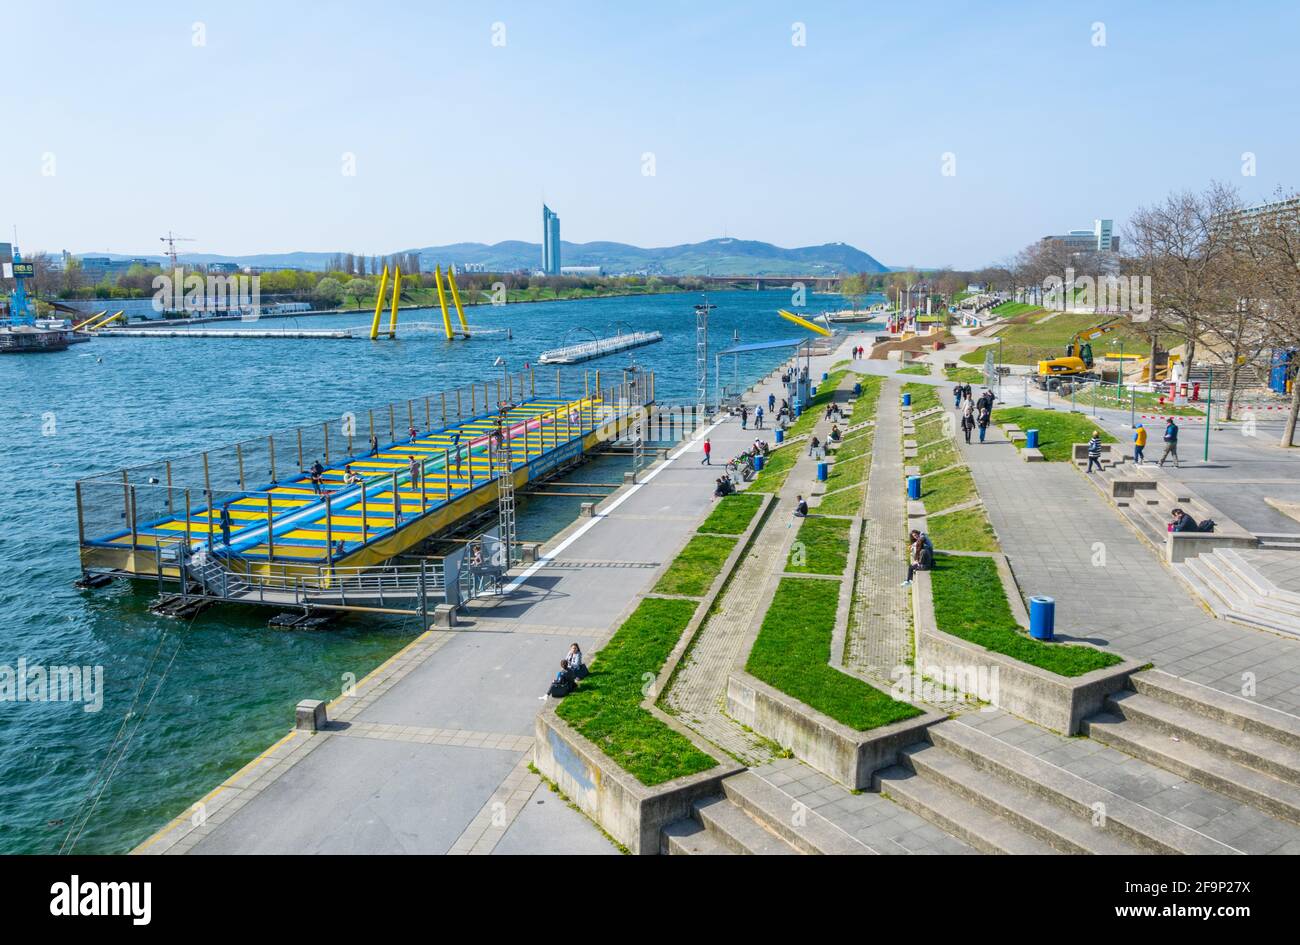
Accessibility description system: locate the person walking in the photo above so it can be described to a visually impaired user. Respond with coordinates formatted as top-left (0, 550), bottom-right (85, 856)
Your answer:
top-left (768, 392), bottom-right (776, 413)
top-left (1086, 431), bottom-right (1104, 473)
top-left (755, 405), bottom-right (764, 429)
top-left (701, 437), bottom-right (712, 465)
top-left (976, 402), bottom-right (991, 443)
top-left (408, 455), bottom-right (421, 488)
top-left (953, 383), bottom-right (963, 408)
top-left (961, 400), bottom-right (975, 444)
top-left (1159, 418), bottom-right (1179, 468)
top-left (1133, 424), bottom-right (1147, 465)
top-left (962, 383), bottom-right (973, 404)
top-left (740, 404), bottom-right (748, 430)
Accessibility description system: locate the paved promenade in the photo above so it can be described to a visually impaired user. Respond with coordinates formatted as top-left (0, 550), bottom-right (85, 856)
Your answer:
top-left (136, 343), bottom-right (855, 854)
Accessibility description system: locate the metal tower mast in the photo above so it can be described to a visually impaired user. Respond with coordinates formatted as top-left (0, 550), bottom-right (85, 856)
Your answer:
top-left (159, 231), bottom-right (196, 270)
top-left (694, 298), bottom-right (715, 416)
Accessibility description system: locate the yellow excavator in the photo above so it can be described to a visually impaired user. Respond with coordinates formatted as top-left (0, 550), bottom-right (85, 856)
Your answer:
top-left (1034, 317), bottom-right (1125, 389)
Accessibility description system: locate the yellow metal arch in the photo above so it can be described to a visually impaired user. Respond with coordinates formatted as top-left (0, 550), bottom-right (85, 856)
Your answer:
top-left (434, 264), bottom-right (454, 340)
top-left (778, 308), bottom-right (831, 337)
top-left (445, 267), bottom-right (470, 337)
top-left (369, 266), bottom-right (390, 340)
top-left (387, 266), bottom-right (402, 338)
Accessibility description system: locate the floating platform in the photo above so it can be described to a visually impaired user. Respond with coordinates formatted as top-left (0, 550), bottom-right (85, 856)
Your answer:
top-left (538, 330), bottom-right (662, 365)
top-left (76, 368), bottom-right (656, 614)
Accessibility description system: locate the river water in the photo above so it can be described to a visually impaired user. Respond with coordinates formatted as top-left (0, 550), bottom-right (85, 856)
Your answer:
top-left (0, 289), bottom-right (872, 853)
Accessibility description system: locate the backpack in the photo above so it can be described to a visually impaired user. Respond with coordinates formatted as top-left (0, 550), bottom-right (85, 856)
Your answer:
top-left (548, 673), bottom-right (575, 698)
top-left (1198, 519), bottom-right (1217, 533)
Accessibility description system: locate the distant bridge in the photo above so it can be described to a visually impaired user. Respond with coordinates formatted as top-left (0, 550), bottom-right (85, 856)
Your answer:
top-left (697, 274), bottom-right (840, 291)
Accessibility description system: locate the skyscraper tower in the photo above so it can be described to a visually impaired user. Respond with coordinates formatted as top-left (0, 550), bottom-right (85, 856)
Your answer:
top-left (542, 204), bottom-right (561, 275)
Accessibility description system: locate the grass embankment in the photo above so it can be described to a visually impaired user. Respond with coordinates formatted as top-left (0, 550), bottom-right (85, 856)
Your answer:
top-left (920, 466), bottom-right (977, 514)
top-left (556, 598), bottom-right (717, 785)
top-left (698, 493), bottom-right (762, 535)
top-left (929, 555), bottom-right (1123, 677)
top-left (787, 370), bottom-right (849, 438)
top-left (916, 438), bottom-right (960, 475)
top-left (653, 535), bottom-right (738, 597)
top-left (788, 516), bottom-right (852, 575)
top-left (927, 507), bottom-right (998, 552)
top-left (826, 454), bottom-right (867, 487)
top-left (750, 443), bottom-right (798, 493)
top-left (960, 312), bottom-right (1164, 368)
top-left (898, 364), bottom-right (931, 376)
top-left (945, 366), bottom-right (985, 384)
top-left (902, 382), bottom-right (941, 413)
top-left (818, 482), bottom-right (866, 517)
top-left (747, 579), bottom-right (922, 730)
top-left (854, 374), bottom-right (883, 418)
top-left (992, 407), bottom-right (1116, 462)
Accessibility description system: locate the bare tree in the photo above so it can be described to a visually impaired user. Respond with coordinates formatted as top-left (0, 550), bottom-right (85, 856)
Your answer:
top-left (1241, 190), bottom-right (1300, 445)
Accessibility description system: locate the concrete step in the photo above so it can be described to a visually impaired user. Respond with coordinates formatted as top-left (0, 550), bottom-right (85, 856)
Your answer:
top-left (691, 796), bottom-right (801, 855)
top-left (1083, 713), bottom-right (1300, 826)
top-left (1130, 670), bottom-right (1300, 753)
top-left (928, 720), bottom-right (1238, 854)
top-left (1218, 549), bottom-right (1300, 608)
top-left (720, 770), bottom-right (874, 855)
top-left (660, 816), bottom-right (737, 855)
top-left (1106, 690), bottom-right (1300, 786)
top-left (875, 761), bottom-right (1059, 854)
top-left (902, 741), bottom-right (1143, 854)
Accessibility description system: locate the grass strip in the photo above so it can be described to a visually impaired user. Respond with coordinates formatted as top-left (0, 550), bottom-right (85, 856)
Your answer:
top-left (929, 555), bottom-right (1123, 676)
top-left (992, 407), bottom-right (1116, 462)
top-left (747, 579), bottom-right (922, 730)
top-left (653, 534), bottom-right (738, 597)
top-left (920, 465), bottom-right (978, 514)
top-left (927, 506), bottom-right (999, 552)
top-left (788, 515), bottom-right (851, 575)
top-left (556, 598), bottom-right (718, 785)
top-left (698, 492), bottom-right (762, 535)
top-left (751, 443), bottom-right (798, 493)
top-left (902, 382), bottom-right (941, 413)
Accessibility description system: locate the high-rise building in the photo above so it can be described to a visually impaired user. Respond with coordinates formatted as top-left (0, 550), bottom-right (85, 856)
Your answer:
top-left (1041, 217), bottom-right (1119, 253)
top-left (542, 204), bottom-right (561, 275)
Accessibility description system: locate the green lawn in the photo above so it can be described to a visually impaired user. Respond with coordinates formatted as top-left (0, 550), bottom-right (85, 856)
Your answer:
top-left (920, 466), bottom-right (978, 514)
top-left (653, 534), bottom-right (737, 597)
top-left (902, 382), bottom-right (941, 413)
top-left (789, 515), bottom-right (852, 575)
top-left (747, 578), bottom-right (922, 730)
top-left (945, 366), bottom-right (985, 384)
top-left (898, 364), bottom-right (931, 376)
top-left (929, 555), bottom-right (1123, 676)
top-left (992, 407), bottom-right (1116, 462)
top-left (556, 598), bottom-right (717, 786)
top-left (699, 493), bottom-right (763, 535)
top-left (854, 374), bottom-right (883, 419)
top-left (927, 506), bottom-right (999, 552)
top-left (827, 453), bottom-right (867, 486)
top-left (817, 482), bottom-right (866, 517)
top-left (916, 439), bottom-right (960, 475)
top-left (835, 430), bottom-right (873, 461)
top-left (751, 443), bottom-right (798, 493)
top-left (960, 312), bottom-right (1165, 367)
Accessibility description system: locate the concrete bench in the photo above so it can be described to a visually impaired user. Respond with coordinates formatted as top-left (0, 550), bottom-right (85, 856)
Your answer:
top-left (1022, 448), bottom-right (1045, 462)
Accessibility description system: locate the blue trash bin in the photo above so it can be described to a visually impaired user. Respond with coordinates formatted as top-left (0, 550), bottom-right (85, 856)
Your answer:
top-left (822, 371), bottom-right (829, 381)
top-left (811, 385), bottom-right (818, 398)
top-left (752, 454), bottom-right (765, 471)
top-left (907, 475), bottom-right (921, 500)
top-left (902, 393), bottom-right (912, 407)
top-left (1026, 428), bottom-right (1040, 449)
top-left (853, 382), bottom-right (862, 396)
top-left (775, 429), bottom-right (784, 444)
top-left (1029, 596), bottom-right (1055, 640)
top-left (817, 462), bottom-right (828, 481)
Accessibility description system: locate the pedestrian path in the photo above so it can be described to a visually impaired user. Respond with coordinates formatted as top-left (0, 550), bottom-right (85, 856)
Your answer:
top-left (956, 412), bottom-right (1300, 717)
top-left (663, 369), bottom-right (857, 763)
top-left (845, 376), bottom-right (912, 681)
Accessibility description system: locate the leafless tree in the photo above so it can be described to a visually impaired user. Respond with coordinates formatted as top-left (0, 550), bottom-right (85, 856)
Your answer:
top-left (1240, 190), bottom-right (1300, 445)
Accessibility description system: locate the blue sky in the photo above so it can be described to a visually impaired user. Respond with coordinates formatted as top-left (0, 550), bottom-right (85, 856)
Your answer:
top-left (4, 0), bottom-right (1296, 268)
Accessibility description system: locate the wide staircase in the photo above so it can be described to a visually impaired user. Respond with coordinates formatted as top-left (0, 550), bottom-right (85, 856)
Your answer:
top-left (660, 772), bottom-right (871, 855)
top-left (1085, 671), bottom-right (1300, 827)
top-left (1175, 548), bottom-right (1300, 639)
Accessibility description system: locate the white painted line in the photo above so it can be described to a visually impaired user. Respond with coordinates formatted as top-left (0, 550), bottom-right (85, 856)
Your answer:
top-left (503, 418), bottom-right (725, 592)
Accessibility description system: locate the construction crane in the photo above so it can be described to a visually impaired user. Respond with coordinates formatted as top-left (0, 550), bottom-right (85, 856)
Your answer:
top-left (159, 231), bottom-right (196, 271)
top-left (1035, 317), bottom-right (1126, 389)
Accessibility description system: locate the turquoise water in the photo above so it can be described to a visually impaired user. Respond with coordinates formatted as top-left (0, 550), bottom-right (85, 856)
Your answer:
top-left (0, 289), bottom-right (861, 853)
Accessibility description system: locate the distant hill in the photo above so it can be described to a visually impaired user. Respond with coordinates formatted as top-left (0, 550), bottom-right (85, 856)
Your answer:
top-left (83, 237), bottom-right (887, 276)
